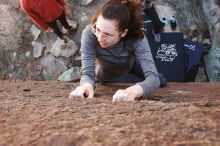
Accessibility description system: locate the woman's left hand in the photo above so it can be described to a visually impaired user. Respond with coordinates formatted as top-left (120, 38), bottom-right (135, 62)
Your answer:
top-left (112, 84), bottom-right (144, 102)
top-left (112, 89), bottom-right (135, 102)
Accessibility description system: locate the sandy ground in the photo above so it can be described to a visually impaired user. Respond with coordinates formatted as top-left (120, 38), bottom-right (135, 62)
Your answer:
top-left (0, 80), bottom-right (220, 146)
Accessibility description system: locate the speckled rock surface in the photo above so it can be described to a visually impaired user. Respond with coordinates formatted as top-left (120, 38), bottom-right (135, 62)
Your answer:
top-left (0, 80), bottom-right (219, 146)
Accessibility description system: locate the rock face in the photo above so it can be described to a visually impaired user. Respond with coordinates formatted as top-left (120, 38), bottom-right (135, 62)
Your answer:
top-left (1, 0), bottom-right (220, 82)
top-left (202, 0), bottom-right (220, 81)
top-left (0, 81), bottom-right (219, 146)
top-left (51, 38), bottom-right (78, 58)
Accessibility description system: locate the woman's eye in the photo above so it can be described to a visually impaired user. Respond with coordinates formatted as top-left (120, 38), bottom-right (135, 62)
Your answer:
top-left (96, 28), bottom-right (100, 33)
top-left (105, 34), bottom-right (112, 38)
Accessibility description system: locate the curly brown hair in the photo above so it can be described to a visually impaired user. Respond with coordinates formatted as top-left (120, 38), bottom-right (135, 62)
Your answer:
top-left (91, 0), bottom-right (144, 40)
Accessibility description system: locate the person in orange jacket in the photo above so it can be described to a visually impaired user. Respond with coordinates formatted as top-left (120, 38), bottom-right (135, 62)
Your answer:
top-left (20, 0), bottom-right (76, 42)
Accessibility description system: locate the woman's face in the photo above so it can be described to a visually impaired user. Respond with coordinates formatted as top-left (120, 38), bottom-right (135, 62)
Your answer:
top-left (93, 15), bottom-right (127, 48)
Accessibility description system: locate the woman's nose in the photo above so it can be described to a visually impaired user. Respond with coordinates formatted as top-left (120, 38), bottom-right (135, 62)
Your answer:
top-left (97, 33), bottom-right (105, 42)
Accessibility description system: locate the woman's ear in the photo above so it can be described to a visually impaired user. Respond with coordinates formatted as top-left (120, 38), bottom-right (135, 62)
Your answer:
top-left (120, 29), bottom-right (128, 38)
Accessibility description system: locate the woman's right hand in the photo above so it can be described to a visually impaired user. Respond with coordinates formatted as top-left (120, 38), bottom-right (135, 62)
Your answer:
top-left (69, 83), bottom-right (94, 99)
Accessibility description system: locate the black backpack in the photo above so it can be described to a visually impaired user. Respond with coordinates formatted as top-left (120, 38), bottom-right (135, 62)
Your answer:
top-left (143, 18), bottom-right (203, 82)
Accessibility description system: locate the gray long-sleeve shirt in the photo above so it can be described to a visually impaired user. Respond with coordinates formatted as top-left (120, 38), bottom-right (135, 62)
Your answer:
top-left (80, 25), bottom-right (160, 97)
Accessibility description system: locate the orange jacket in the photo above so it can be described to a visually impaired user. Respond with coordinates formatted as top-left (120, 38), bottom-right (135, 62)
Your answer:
top-left (20, 0), bottom-right (65, 30)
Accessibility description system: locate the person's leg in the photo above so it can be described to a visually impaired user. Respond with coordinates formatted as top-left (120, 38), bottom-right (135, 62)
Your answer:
top-left (144, 2), bottom-right (164, 42)
top-left (57, 10), bottom-right (72, 30)
top-left (46, 20), bottom-right (63, 39)
top-left (144, 4), bottom-right (164, 34)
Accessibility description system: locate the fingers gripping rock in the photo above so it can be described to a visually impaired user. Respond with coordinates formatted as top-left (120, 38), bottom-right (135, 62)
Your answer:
top-left (112, 89), bottom-right (132, 102)
top-left (69, 86), bottom-right (85, 98)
